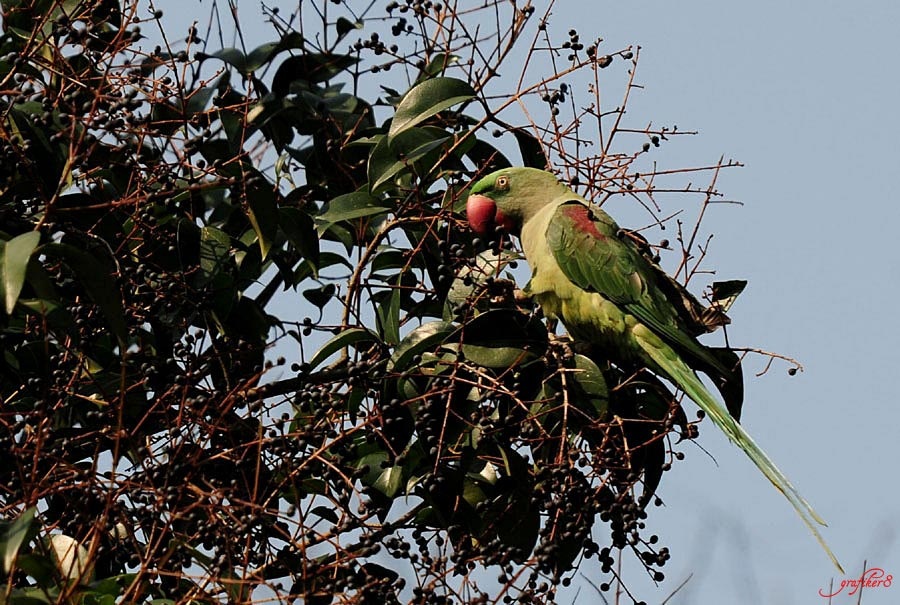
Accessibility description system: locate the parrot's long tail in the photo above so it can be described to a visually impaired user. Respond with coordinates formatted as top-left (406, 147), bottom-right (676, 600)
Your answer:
top-left (637, 332), bottom-right (844, 573)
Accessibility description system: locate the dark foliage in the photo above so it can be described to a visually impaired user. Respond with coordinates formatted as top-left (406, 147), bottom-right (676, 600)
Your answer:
top-left (0, 1), bottom-right (755, 603)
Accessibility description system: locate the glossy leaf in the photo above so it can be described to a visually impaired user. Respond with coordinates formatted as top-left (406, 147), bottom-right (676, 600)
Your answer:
top-left (199, 33), bottom-right (304, 76)
top-left (415, 53), bottom-right (460, 82)
top-left (370, 248), bottom-right (406, 274)
top-left (302, 283), bottom-right (336, 309)
top-left (247, 32), bottom-right (304, 72)
top-left (199, 226), bottom-right (232, 280)
top-left (463, 138), bottom-right (512, 172)
top-left (279, 207), bottom-right (320, 267)
top-left (186, 85), bottom-right (217, 115)
top-left (335, 17), bottom-right (362, 41)
top-left (373, 465), bottom-right (403, 498)
top-left (245, 184), bottom-right (278, 259)
top-left (376, 286), bottom-right (402, 345)
top-left (388, 77), bottom-right (475, 139)
top-left (317, 191), bottom-right (389, 229)
top-left (310, 506), bottom-right (339, 524)
top-left (368, 127), bottom-right (452, 191)
top-left (272, 53), bottom-right (359, 96)
top-left (511, 126), bottom-right (549, 169)
top-left (453, 309), bottom-right (547, 369)
top-left (388, 321), bottom-right (456, 371)
top-left (2, 507), bottom-right (36, 575)
top-left (201, 48), bottom-right (248, 74)
top-left (572, 354), bottom-right (609, 418)
top-left (0, 231), bottom-right (39, 314)
top-left (307, 327), bottom-right (378, 369)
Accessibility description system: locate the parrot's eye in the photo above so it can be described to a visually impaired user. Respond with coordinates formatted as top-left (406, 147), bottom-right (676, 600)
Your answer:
top-left (495, 175), bottom-right (509, 190)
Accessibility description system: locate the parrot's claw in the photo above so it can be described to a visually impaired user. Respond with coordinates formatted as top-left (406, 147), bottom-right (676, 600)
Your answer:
top-left (547, 333), bottom-right (593, 360)
top-left (485, 278), bottom-right (533, 309)
top-left (485, 278), bottom-right (517, 306)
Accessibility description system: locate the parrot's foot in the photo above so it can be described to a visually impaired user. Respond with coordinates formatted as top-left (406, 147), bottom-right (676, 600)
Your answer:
top-left (484, 278), bottom-right (517, 307)
top-left (547, 334), bottom-right (594, 361)
top-left (485, 278), bottom-right (532, 309)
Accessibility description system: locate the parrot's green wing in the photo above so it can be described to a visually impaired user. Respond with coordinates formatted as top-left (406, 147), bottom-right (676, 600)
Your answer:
top-left (547, 200), bottom-right (728, 375)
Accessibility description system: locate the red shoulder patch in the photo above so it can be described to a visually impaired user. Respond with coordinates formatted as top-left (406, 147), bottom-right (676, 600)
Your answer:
top-left (561, 204), bottom-right (605, 240)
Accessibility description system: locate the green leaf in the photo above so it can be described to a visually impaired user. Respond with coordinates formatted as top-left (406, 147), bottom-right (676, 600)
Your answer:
top-left (370, 248), bottom-right (406, 274)
top-left (186, 85), bottom-right (217, 115)
top-left (356, 450), bottom-right (388, 479)
top-left (373, 465), bottom-right (403, 498)
top-left (335, 17), bottom-right (363, 41)
top-left (42, 244), bottom-right (127, 345)
top-left (511, 127), bottom-right (549, 169)
top-left (199, 226), bottom-right (232, 280)
top-left (388, 321), bottom-right (456, 372)
top-left (711, 279), bottom-right (748, 313)
top-left (200, 33), bottom-right (305, 76)
top-left (0, 231), bottom-right (40, 314)
top-left (379, 85), bottom-right (403, 106)
top-left (388, 77), bottom-right (475, 139)
top-left (346, 387), bottom-right (365, 423)
top-left (316, 191), bottom-right (389, 233)
top-left (279, 207), bottom-right (320, 267)
top-left (463, 138), bottom-right (512, 172)
top-left (15, 553), bottom-right (56, 586)
top-left (461, 344), bottom-right (528, 368)
top-left (310, 506), bottom-right (339, 524)
top-left (461, 477), bottom-right (488, 509)
top-left (7, 587), bottom-right (56, 604)
top-left (8, 106), bottom-right (67, 190)
top-left (2, 507), bottom-right (36, 575)
top-left (89, 573), bottom-right (137, 597)
top-left (368, 127), bottom-right (452, 191)
top-left (2, 0), bottom-right (93, 39)
top-left (495, 448), bottom-right (540, 553)
top-left (245, 185), bottom-right (278, 259)
top-left (246, 36), bottom-right (298, 73)
top-left (245, 42), bottom-right (281, 73)
top-left (272, 53), bottom-right (359, 96)
top-left (202, 48), bottom-right (248, 74)
top-left (572, 354), bottom-right (609, 418)
top-left (453, 310), bottom-right (547, 369)
top-left (376, 287), bottom-right (402, 345)
top-left (307, 327), bottom-right (378, 369)
top-left (293, 251), bottom-right (353, 284)
top-left (415, 53), bottom-right (460, 82)
top-left (302, 283), bottom-right (336, 309)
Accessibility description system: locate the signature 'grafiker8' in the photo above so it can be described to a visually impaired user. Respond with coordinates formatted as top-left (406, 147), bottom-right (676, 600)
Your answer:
top-left (819, 567), bottom-right (893, 598)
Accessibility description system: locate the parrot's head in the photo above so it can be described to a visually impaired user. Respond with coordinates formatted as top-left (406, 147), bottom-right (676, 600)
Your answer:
top-left (466, 167), bottom-right (568, 237)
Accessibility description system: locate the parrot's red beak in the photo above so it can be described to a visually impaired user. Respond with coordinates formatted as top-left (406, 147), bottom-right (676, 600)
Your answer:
top-left (466, 194), bottom-right (497, 235)
top-left (466, 194), bottom-right (513, 236)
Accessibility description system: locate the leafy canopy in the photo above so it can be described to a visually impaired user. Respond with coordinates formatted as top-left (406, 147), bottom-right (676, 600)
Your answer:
top-left (0, 1), bottom-right (768, 604)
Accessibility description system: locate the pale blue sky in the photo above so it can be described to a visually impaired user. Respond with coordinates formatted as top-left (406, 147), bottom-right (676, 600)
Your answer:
top-left (151, 1), bottom-right (900, 602)
top-left (561, 2), bottom-right (900, 603)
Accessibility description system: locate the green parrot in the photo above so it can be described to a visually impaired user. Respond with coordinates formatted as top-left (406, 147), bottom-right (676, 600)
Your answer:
top-left (466, 167), bottom-right (841, 571)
